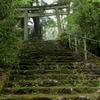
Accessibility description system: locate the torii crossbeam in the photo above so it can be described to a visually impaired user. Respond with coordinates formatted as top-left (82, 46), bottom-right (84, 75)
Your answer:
top-left (17, 4), bottom-right (69, 40)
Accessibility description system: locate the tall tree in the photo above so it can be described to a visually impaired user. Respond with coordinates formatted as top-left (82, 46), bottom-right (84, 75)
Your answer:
top-left (30, 0), bottom-right (43, 40)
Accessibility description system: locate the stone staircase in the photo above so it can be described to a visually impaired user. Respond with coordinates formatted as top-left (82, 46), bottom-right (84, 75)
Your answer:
top-left (1, 40), bottom-right (100, 100)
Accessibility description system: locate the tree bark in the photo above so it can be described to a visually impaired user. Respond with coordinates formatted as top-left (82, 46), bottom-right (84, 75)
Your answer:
top-left (32, 17), bottom-right (42, 39)
top-left (30, 0), bottom-right (43, 40)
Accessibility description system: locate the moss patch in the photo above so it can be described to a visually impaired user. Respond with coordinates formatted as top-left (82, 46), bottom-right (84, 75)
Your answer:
top-left (0, 68), bottom-right (10, 93)
top-left (88, 53), bottom-right (100, 65)
top-left (1, 93), bottom-right (99, 100)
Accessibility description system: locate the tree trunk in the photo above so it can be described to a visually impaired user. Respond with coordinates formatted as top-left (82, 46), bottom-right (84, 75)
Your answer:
top-left (30, 0), bottom-right (43, 40)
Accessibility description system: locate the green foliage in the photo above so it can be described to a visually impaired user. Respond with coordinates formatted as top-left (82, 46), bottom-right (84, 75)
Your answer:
top-left (43, 17), bottom-right (56, 28)
top-left (14, 0), bottom-right (32, 5)
top-left (60, 0), bottom-right (100, 56)
top-left (66, 0), bottom-right (100, 38)
top-left (0, 0), bottom-right (23, 66)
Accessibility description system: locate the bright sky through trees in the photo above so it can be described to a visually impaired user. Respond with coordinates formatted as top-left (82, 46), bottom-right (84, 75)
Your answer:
top-left (43, 0), bottom-right (55, 4)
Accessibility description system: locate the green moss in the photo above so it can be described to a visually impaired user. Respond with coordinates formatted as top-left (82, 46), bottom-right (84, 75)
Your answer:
top-left (1, 41), bottom-right (100, 99)
top-left (0, 69), bottom-right (10, 93)
top-left (1, 93), bottom-right (99, 100)
top-left (88, 53), bottom-right (100, 65)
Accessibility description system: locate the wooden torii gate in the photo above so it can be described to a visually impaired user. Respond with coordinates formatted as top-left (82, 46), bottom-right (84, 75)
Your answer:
top-left (17, 4), bottom-right (69, 41)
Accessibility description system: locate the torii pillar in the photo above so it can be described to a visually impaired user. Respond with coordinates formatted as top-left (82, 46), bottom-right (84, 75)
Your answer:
top-left (55, 8), bottom-right (62, 33)
top-left (24, 10), bottom-right (28, 41)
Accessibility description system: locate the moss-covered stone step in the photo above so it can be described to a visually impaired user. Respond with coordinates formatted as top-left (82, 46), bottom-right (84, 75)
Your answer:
top-left (20, 50), bottom-right (75, 58)
top-left (9, 74), bottom-right (100, 81)
top-left (21, 49), bottom-right (70, 53)
top-left (19, 61), bottom-right (75, 66)
top-left (7, 79), bottom-right (100, 87)
top-left (15, 65), bottom-right (74, 70)
top-left (19, 55), bottom-right (76, 60)
top-left (22, 41), bottom-right (67, 48)
top-left (2, 41), bottom-right (100, 99)
top-left (11, 68), bottom-right (100, 75)
top-left (19, 54), bottom-right (77, 61)
top-left (15, 64), bottom-right (100, 71)
top-left (11, 69), bottom-right (75, 75)
top-left (20, 48), bottom-right (73, 53)
top-left (20, 55), bottom-right (76, 60)
top-left (1, 93), bottom-right (99, 100)
top-left (22, 46), bottom-right (66, 51)
top-left (21, 45), bottom-right (67, 51)
top-left (19, 63), bottom-right (73, 66)
top-left (19, 60), bottom-right (83, 66)
top-left (3, 86), bottom-right (99, 95)
top-left (21, 41), bottom-right (61, 48)
top-left (20, 52), bottom-right (73, 57)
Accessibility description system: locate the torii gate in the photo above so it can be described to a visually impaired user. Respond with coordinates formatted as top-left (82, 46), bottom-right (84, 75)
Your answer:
top-left (17, 4), bottom-right (69, 41)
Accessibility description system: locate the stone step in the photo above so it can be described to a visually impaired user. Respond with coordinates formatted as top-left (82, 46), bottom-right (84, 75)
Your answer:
top-left (7, 79), bottom-right (100, 87)
top-left (19, 54), bottom-right (76, 59)
top-left (20, 55), bottom-right (75, 60)
top-left (21, 46), bottom-right (67, 51)
top-left (1, 93), bottom-right (99, 100)
top-left (11, 69), bottom-right (75, 75)
top-left (13, 65), bottom-right (74, 70)
top-left (20, 49), bottom-right (71, 53)
top-left (13, 64), bottom-right (100, 71)
top-left (19, 61), bottom-right (81, 66)
top-left (19, 61), bottom-right (73, 66)
top-left (3, 86), bottom-right (99, 95)
top-left (20, 49), bottom-right (72, 53)
top-left (22, 42), bottom-right (65, 47)
top-left (20, 52), bottom-right (73, 57)
top-left (19, 50), bottom-right (75, 57)
top-left (9, 74), bottom-right (100, 80)
top-left (2, 40), bottom-right (100, 99)
top-left (12, 65), bottom-right (73, 70)
top-left (11, 69), bottom-right (100, 76)
top-left (19, 59), bottom-right (77, 63)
